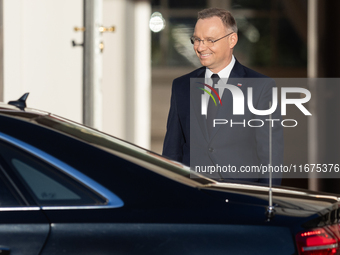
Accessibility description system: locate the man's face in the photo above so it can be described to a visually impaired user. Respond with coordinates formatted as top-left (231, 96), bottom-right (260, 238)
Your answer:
top-left (193, 16), bottom-right (237, 73)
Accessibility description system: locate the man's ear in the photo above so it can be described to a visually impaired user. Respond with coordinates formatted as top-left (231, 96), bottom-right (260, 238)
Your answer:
top-left (229, 33), bottom-right (238, 49)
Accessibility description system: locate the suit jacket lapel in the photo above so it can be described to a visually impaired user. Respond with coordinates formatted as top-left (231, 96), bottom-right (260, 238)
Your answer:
top-left (229, 59), bottom-right (246, 79)
top-left (190, 67), bottom-right (210, 142)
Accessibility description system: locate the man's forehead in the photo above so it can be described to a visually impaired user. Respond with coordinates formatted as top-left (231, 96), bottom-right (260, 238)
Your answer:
top-left (194, 17), bottom-right (227, 35)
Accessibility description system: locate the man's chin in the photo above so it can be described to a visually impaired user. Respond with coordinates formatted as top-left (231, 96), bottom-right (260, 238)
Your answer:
top-left (199, 60), bottom-right (211, 68)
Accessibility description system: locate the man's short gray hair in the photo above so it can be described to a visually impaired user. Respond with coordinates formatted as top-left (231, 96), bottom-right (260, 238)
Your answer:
top-left (197, 7), bottom-right (238, 33)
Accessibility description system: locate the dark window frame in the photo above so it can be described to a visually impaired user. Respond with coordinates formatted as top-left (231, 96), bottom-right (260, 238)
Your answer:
top-left (0, 166), bottom-right (24, 206)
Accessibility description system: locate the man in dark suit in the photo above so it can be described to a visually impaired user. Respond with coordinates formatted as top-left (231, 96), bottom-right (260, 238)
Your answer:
top-left (162, 8), bottom-right (283, 185)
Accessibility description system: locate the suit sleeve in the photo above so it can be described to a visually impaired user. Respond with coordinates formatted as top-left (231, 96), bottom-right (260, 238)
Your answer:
top-left (162, 81), bottom-right (185, 163)
top-left (255, 79), bottom-right (284, 185)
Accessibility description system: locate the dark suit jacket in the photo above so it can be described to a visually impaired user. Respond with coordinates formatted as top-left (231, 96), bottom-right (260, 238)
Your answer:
top-left (162, 60), bottom-right (283, 185)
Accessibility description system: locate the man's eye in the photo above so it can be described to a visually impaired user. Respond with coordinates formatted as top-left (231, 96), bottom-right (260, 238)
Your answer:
top-left (207, 39), bottom-right (214, 43)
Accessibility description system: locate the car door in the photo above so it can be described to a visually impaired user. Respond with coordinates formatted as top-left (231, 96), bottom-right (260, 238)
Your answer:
top-left (0, 159), bottom-right (50, 255)
top-left (0, 137), bottom-right (111, 255)
top-left (0, 134), bottom-right (123, 255)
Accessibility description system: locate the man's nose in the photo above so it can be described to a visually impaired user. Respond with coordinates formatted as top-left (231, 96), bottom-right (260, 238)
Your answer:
top-left (196, 40), bottom-right (207, 51)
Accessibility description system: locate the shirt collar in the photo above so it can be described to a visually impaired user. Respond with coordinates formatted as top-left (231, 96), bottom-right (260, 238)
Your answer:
top-left (205, 55), bottom-right (236, 78)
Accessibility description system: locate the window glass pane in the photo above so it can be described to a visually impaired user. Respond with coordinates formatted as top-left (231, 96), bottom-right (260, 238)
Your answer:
top-left (277, 18), bottom-right (307, 67)
top-left (168, 18), bottom-right (198, 67)
top-left (234, 18), bottom-right (271, 67)
top-left (12, 159), bottom-right (80, 201)
top-left (150, 0), bottom-right (307, 70)
top-left (152, 18), bottom-right (198, 67)
top-left (234, 17), bottom-right (307, 67)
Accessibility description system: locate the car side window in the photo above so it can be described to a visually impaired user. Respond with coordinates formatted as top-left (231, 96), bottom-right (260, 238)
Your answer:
top-left (0, 141), bottom-right (106, 206)
top-left (12, 159), bottom-right (80, 201)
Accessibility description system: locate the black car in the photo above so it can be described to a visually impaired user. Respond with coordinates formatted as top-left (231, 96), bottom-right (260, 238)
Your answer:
top-left (0, 95), bottom-right (339, 255)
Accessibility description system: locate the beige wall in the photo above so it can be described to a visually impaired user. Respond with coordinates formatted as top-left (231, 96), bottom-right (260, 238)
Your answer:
top-left (3, 0), bottom-right (151, 149)
top-left (4, 0), bottom-right (83, 122)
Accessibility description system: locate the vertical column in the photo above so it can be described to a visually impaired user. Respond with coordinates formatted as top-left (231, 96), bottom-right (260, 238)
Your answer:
top-left (315, 0), bottom-right (340, 194)
top-left (307, 0), bottom-right (340, 193)
top-left (308, 0), bottom-right (318, 79)
top-left (102, 0), bottom-right (126, 138)
top-left (125, 0), bottom-right (135, 142)
top-left (133, 0), bottom-right (151, 149)
top-left (101, 0), bottom-right (151, 149)
top-left (307, 0), bottom-right (319, 191)
top-left (93, 0), bottom-right (103, 130)
top-left (83, 0), bottom-right (103, 130)
top-left (125, 0), bottom-right (151, 149)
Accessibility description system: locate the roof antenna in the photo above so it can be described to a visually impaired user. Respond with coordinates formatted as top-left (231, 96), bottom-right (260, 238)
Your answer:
top-left (266, 101), bottom-right (275, 221)
top-left (8, 93), bottom-right (29, 110)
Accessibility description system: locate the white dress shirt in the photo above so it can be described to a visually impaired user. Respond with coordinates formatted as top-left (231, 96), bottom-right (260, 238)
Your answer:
top-left (204, 55), bottom-right (235, 99)
top-left (205, 55), bottom-right (235, 79)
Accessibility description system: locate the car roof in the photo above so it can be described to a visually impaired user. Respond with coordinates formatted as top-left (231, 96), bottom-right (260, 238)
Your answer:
top-left (0, 102), bottom-right (50, 120)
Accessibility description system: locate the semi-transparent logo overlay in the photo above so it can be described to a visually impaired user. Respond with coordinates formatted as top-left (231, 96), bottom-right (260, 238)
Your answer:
top-left (190, 78), bottom-right (339, 180)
